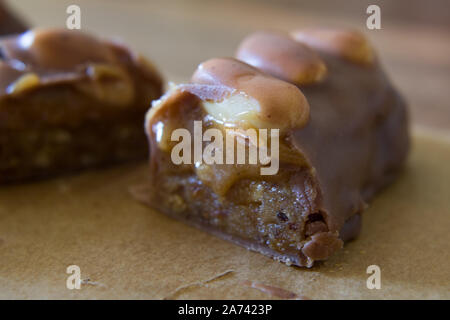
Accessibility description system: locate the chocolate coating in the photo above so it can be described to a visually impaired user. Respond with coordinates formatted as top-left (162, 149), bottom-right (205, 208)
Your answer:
top-left (238, 29), bottom-right (409, 247)
top-left (292, 48), bottom-right (408, 235)
top-left (236, 32), bottom-right (327, 86)
top-left (0, 29), bottom-right (162, 104)
top-left (291, 28), bottom-right (375, 66)
top-left (191, 57), bottom-right (310, 131)
top-left (0, 29), bottom-right (163, 130)
top-left (3, 28), bottom-right (117, 71)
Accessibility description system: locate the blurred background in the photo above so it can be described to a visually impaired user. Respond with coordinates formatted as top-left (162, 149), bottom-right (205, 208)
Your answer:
top-left (5, 0), bottom-right (450, 131)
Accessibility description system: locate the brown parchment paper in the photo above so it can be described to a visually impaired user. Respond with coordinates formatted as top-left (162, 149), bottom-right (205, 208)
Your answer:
top-left (0, 132), bottom-right (449, 299)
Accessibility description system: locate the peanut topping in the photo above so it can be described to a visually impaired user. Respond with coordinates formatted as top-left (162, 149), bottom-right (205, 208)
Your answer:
top-left (0, 28), bottom-right (162, 105)
top-left (4, 29), bottom-right (116, 70)
top-left (236, 32), bottom-right (327, 85)
top-left (7, 72), bottom-right (40, 95)
top-left (191, 58), bottom-right (310, 133)
top-left (291, 29), bottom-right (375, 66)
top-left (75, 64), bottom-right (135, 106)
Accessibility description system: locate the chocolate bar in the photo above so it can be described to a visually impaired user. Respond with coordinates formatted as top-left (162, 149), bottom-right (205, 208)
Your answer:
top-left (0, 0), bottom-right (27, 36)
top-left (0, 29), bottom-right (163, 183)
top-left (141, 29), bottom-right (409, 267)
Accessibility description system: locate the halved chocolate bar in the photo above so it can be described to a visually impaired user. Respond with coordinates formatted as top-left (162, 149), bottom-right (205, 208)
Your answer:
top-left (0, 29), bottom-right (163, 183)
top-left (141, 29), bottom-right (409, 267)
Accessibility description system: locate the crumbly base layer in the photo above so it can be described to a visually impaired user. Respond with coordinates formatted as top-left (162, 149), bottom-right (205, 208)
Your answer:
top-left (140, 158), bottom-right (344, 267)
top-left (0, 121), bottom-right (147, 183)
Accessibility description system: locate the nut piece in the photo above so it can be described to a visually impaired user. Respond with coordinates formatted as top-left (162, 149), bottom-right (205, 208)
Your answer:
top-left (291, 28), bottom-right (375, 66)
top-left (76, 64), bottom-right (135, 106)
top-left (7, 72), bottom-right (40, 95)
top-left (236, 32), bottom-right (327, 85)
top-left (191, 58), bottom-right (310, 133)
top-left (0, 62), bottom-right (25, 96)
